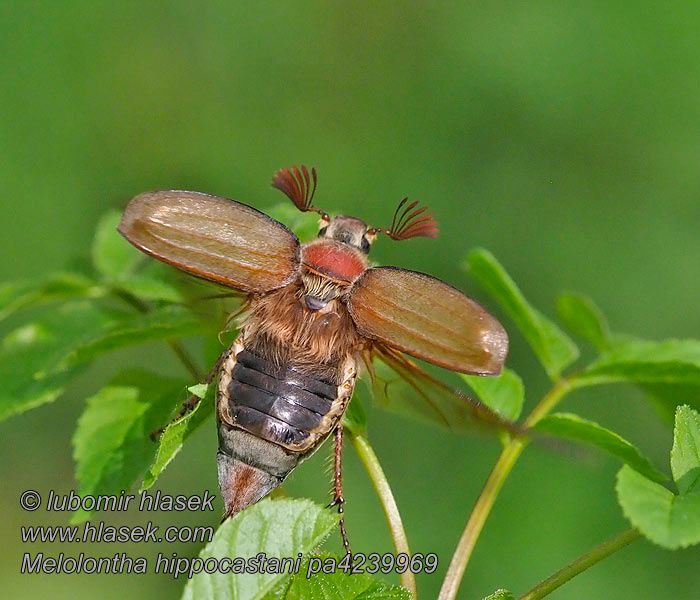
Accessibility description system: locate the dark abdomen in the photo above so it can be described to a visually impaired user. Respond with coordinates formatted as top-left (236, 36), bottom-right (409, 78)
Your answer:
top-left (215, 339), bottom-right (356, 517)
top-left (226, 348), bottom-right (338, 451)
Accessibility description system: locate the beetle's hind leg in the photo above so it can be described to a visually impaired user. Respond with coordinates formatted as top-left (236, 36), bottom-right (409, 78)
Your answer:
top-left (327, 424), bottom-right (351, 554)
top-left (149, 392), bottom-right (200, 441)
top-left (149, 349), bottom-right (229, 441)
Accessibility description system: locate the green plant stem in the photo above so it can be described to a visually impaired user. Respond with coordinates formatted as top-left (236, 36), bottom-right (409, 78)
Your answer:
top-left (350, 432), bottom-right (417, 599)
top-left (524, 378), bottom-right (576, 428)
top-left (438, 379), bottom-right (574, 600)
top-left (167, 339), bottom-right (204, 381)
top-left (114, 286), bottom-right (203, 381)
top-left (518, 528), bottom-right (640, 600)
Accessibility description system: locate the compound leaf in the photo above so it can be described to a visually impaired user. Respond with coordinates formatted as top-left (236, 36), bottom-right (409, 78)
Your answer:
top-left (535, 413), bottom-right (666, 483)
top-left (465, 249), bottom-right (579, 380)
top-left (579, 339), bottom-right (700, 387)
top-left (142, 382), bottom-right (212, 490)
top-left (0, 272), bottom-right (103, 323)
top-left (71, 370), bottom-right (189, 522)
top-left (264, 553), bottom-right (409, 600)
top-left (616, 465), bottom-right (700, 549)
top-left (556, 292), bottom-right (611, 350)
top-left (483, 591), bottom-right (515, 600)
top-left (182, 498), bottom-right (338, 600)
top-left (0, 302), bottom-right (115, 422)
top-left (671, 405), bottom-right (700, 495)
top-left (92, 210), bottom-right (144, 279)
top-left (461, 367), bottom-right (524, 421)
top-left (51, 305), bottom-right (205, 372)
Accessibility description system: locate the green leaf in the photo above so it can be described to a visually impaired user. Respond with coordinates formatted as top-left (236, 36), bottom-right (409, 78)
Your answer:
top-left (534, 413), bottom-right (667, 483)
top-left (266, 202), bottom-right (321, 243)
top-left (0, 299), bottom-right (205, 425)
top-left (92, 210), bottom-right (144, 278)
top-left (0, 281), bottom-right (31, 310)
top-left (0, 281), bottom-right (42, 322)
top-left (616, 465), bottom-right (700, 549)
top-left (461, 368), bottom-right (524, 421)
top-left (0, 302), bottom-right (115, 422)
top-left (181, 498), bottom-right (339, 600)
top-left (483, 591), bottom-right (515, 600)
top-left (113, 274), bottom-right (184, 304)
top-left (0, 272), bottom-right (104, 322)
top-left (50, 305), bottom-right (205, 373)
top-left (71, 371), bottom-right (189, 523)
top-left (671, 405), bottom-right (700, 494)
top-left (465, 249), bottom-right (579, 380)
top-left (579, 339), bottom-right (700, 387)
top-left (142, 381), bottom-right (214, 490)
top-left (556, 292), bottom-right (611, 350)
top-left (600, 344), bottom-right (700, 424)
top-left (188, 383), bottom-right (209, 399)
top-left (342, 394), bottom-right (367, 436)
top-left (264, 553), bottom-right (409, 600)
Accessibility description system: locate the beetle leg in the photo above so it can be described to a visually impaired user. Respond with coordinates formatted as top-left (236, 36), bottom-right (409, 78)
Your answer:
top-left (327, 424), bottom-right (351, 554)
top-left (149, 393), bottom-right (200, 441)
top-left (149, 349), bottom-right (229, 441)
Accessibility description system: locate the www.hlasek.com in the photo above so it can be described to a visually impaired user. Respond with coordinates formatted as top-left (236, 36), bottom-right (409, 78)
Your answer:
top-left (19, 490), bottom-right (438, 578)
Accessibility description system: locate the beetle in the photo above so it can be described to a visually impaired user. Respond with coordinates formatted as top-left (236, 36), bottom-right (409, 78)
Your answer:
top-left (118, 165), bottom-right (509, 552)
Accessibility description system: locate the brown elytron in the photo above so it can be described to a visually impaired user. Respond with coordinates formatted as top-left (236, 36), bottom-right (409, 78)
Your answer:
top-left (118, 166), bottom-right (509, 550)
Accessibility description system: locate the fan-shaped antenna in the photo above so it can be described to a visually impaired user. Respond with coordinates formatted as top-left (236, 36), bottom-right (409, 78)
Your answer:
top-left (368, 198), bottom-right (438, 241)
top-left (271, 165), bottom-right (329, 221)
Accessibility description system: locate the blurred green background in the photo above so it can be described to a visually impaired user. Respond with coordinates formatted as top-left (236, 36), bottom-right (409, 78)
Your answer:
top-left (1, 2), bottom-right (699, 599)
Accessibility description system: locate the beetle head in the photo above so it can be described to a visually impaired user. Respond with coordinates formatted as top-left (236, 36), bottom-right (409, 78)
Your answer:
top-left (272, 165), bottom-right (438, 251)
top-left (318, 215), bottom-right (372, 254)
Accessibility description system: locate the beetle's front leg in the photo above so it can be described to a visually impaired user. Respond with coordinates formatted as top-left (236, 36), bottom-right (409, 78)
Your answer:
top-left (328, 424), bottom-right (351, 554)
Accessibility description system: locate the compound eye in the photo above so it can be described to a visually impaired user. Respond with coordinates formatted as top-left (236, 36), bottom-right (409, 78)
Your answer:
top-left (318, 226), bottom-right (328, 237)
top-left (360, 236), bottom-right (370, 253)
